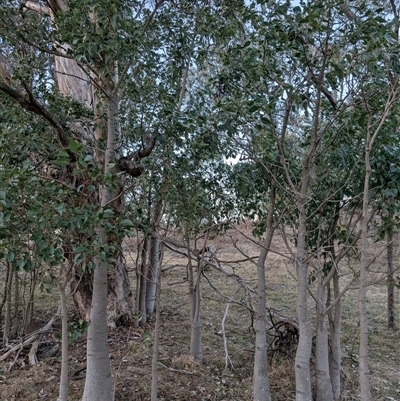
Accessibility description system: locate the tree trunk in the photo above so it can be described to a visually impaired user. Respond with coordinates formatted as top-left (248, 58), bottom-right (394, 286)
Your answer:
top-left (82, 95), bottom-right (118, 401)
top-left (107, 253), bottom-right (135, 327)
top-left (315, 269), bottom-right (333, 401)
top-left (58, 274), bottom-right (69, 401)
top-left (253, 184), bottom-right (275, 401)
top-left (3, 262), bottom-right (13, 345)
top-left (151, 257), bottom-right (162, 401)
top-left (295, 204), bottom-right (313, 401)
top-left (146, 200), bottom-right (163, 316)
top-left (138, 237), bottom-right (149, 326)
top-left (329, 270), bottom-right (342, 401)
top-left (188, 231), bottom-right (202, 362)
top-left (52, 8), bottom-right (134, 328)
top-left (82, 247), bottom-right (113, 401)
top-left (387, 209), bottom-right (395, 330)
top-left (146, 235), bottom-right (160, 316)
top-left (24, 268), bottom-right (38, 329)
top-left (359, 143), bottom-right (371, 401)
top-left (189, 274), bottom-right (202, 362)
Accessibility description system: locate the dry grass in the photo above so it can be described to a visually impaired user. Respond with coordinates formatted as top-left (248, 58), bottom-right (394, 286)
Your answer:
top-left (1, 224), bottom-right (399, 400)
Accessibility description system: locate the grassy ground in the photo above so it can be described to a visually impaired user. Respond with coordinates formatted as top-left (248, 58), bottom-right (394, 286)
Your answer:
top-left (1, 225), bottom-right (399, 400)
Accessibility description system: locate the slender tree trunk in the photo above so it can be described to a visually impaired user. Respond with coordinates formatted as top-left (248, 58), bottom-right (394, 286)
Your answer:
top-left (146, 235), bottom-right (160, 315)
top-left (315, 269), bottom-right (333, 401)
top-left (13, 269), bottom-right (19, 319)
top-left (295, 203), bottom-right (313, 401)
top-left (329, 270), bottom-right (342, 401)
top-left (292, 52), bottom-right (326, 401)
top-left (58, 274), bottom-right (69, 401)
top-left (359, 143), bottom-right (372, 401)
top-left (151, 256), bottom-right (162, 401)
top-left (3, 262), bottom-right (13, 345)
top-left (189, 257), bottom-right (203, 362)
top-left (24, 268), bottom-right (38, 328)
top-left (387, 209), bottom-right (395, 330)
top-left (253, 184), bottom-right (275, 401)
top-left (146, 200), bottom-right (163, 316)
top-left (139, 237), bottom-right (149, 326)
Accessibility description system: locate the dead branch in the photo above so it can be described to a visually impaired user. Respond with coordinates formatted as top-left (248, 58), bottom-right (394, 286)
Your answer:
top-left (0, 313), bottom-right (58, 362)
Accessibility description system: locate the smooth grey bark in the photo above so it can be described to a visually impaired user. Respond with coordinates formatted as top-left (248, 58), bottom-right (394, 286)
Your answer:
top-left (82, 95), bottom-right (118, 401)
top-left (386, 209), bottom-right (395, 330)
top-left (253, 184), bottom-right (275, 401)
top-left (294, 202), bottom-right (313, 401)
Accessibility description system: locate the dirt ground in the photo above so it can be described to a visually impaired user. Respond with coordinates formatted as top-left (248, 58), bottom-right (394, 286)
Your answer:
top-left (1, 224), bottom-right (399, 400)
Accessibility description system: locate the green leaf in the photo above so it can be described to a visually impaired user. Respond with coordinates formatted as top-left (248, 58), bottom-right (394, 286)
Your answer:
top-left (121, 219), bottom-right (134, 227)
top-left (103, 209), bottom-right (114, 218)
top-left (69, 139), bottom-right (81, 153)
top-left (55, 149), bottom-right (71, 166)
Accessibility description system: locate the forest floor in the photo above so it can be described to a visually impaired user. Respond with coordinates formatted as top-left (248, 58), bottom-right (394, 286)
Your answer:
top-left (1, 224), bottom-right (400, 400)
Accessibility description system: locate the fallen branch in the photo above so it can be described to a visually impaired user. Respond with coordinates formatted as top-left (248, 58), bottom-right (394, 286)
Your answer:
top-left (0, 313), bottom-right (58, 362)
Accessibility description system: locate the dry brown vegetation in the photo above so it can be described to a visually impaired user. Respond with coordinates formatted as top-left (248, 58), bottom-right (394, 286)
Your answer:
top-left (1, 224), bottom-right (400, 401)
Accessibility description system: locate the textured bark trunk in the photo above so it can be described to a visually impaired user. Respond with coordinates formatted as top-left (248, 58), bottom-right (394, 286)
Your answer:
top-left (253, 185), bottom-right (275, 401)
top-left (107, 254), bottom-right (135, 327)
top-left (315, 271), bottom-right (333, 401)
top-left (387, 210), bottom-right (395, 330)
top-left (72, 272), bottom-right (93, 322)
